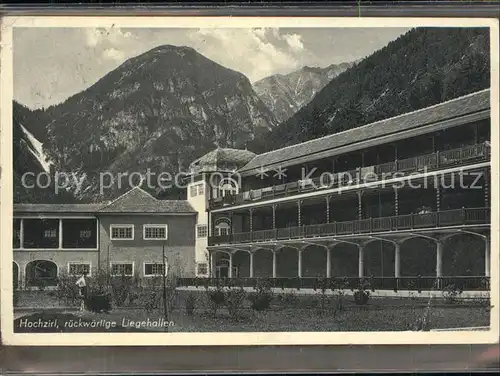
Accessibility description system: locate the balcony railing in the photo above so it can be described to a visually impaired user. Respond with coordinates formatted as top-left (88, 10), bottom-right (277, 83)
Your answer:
top-left (208, 207), bottom-right (490, 246)
top-left (177, 276), bottom-right (491, 292)
top-left (209, 142), bottom-right (490, 209)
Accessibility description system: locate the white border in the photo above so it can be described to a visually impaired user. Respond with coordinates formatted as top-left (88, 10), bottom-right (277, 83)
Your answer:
top-left (67, 262), bottom-right (92, 277)
top-left (110, 224), bottom-right (134, 240)
top-left (1, 16), bottom-right (499, 346)
top-left (143, 224), bottom-right (168, 240)
top-left (109, 262), bottom-right (135, 277)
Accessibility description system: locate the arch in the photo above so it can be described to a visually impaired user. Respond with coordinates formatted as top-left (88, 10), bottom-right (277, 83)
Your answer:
top-left (214, 218), bottom-right (231, 236)
top-left (13, 261), bottom-right (19, 290)
top-left (25, 260), bottom-right (58, 288)
top-left (219, 177), bottom-right (239, 197)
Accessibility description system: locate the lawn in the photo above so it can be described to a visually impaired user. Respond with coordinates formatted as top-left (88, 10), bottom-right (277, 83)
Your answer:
top-left (13, 289), bottom-right (491, 333)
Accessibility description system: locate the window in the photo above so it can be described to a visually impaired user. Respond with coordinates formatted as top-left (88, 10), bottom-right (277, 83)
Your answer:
top-left (24, 219), bottom-right (59, 249)
top-left (218, 227), bottom-right (229, 236)
top-left (197, 184), bottom-right (205, 195)
top-left (143, 225), bottom-right (168, 240)
top-left (189, 185), bottom-right (197, 197)
top-left (63, 219), bottom-right (98, 249)
top-left (144, 263), bottom-right (166, 277)
top-left (215, 221), bottom-right (231, 236)
top-left (110, 263), bottom-right (134, 276)
top-left (219, 178), bottom-right (238, 197)
top-left (197, 263), bottom-right (208, 275)
top-left (197, 224), bottom-right (208, 238)
top-left (68, 263), bottom-right (91, 276)
top-left (110, 225), bottom-right (134, 240)
top-left (13, 219), bottom-right (21, 248)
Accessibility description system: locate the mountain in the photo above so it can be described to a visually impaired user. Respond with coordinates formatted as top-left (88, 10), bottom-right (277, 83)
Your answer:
top-left (248, 27), bottom-right (490, 153)
top-left (13, 101), bottom-right (76, 203)
top-left (36, 45), bottom-right (277, 202)
top-left (253, 62), bottom-right (356, 123)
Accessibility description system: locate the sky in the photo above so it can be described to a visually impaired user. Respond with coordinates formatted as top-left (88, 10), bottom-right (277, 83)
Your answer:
top-left (13, 27), bottom-right (410, 109)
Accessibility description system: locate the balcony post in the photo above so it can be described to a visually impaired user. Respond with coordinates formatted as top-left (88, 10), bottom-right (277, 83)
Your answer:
top-left (394, 242), bottom-right (401, 278)
top-left (272, 250), bottom-right (277, 278)
top-left (272, 204), bottom-right (277, 229)
top-left (297, 199), bottom-right (302, 227)
top-left (229, 211), bottom-right (234, 235)
top-left (485, 237), bottom-right (490, 277)
top-left (326, 247), bottom-right (331, 278)
top-left (394, 186), bottom-right (399, 217)
top-left (357, 190), bottom-right (363, 220)
top-left (436, 184), bottom-right (441, 212)
top-left (58, 219), bottom-right (63, 249)
top-left (210, 251), bottom-right (216, 277)
top-left (249, 208), bottom-right (254, 232)
top-left (436, 241), bottom-right (443, 278)
top-left (484, 169), bottom-right (489, 208)
top-left (19, 218), bottom-right (24, 249)
top-left (297, 249), bottom-right (303, 278)
top-left (228, 252), bottom-right (233, 278)
top-left (325, 195), bottom-right (331, 223)
top-left (358, 244), bottom-right (364, 278)
top-left (249, 251), bottom-right (254, 278)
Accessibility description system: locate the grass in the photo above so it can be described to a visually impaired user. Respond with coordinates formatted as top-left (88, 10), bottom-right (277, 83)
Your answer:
top-left (13, 289), bottom-right (491, 333)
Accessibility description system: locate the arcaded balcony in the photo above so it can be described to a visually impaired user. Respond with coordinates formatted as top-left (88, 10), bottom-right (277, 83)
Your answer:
top-left (208, 142), bottom-right (490, 210)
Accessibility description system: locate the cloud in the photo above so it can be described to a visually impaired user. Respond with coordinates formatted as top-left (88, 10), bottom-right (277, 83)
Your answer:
top-left (102, 48), bottom-right (126, 61)
top-left (187, 28), bottom-right (308, 82)
top-left (85, 27), bottom-right (133, 47)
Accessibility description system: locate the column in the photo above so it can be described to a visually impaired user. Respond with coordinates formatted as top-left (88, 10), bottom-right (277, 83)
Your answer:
top-left (58, 219), bottom-right (63, 249)
top-left (272, 251), bottom-right (277, 278)
top-left (436, 241), bottom-right (443, 278)
top-left (297, 200), bottom-right (302, 227)
top-left (228, 252), bottom-right (233, 278)
top-left (357, 191), bottom-right (363, 220)
top-left (394, 243), bottom-right (401, 278)
top-left (272, 204), bottom-right (277, 229)
top-left (210, 251), bottom-right (216, 277)
top-left (361, 151), bottom-right (365, 167)
top-left (325, 196), bottom-right (331, 223)
top-left (297, 249), bottom-right (302, 278)
top-left (485, 237), bottom-right (490, 277)
top-left (249, 252), bottom-right (254, 278)
top-left (19, 218), bottom-right (24, 249)
top-left (326, 248), bottom-right (332, 278)
top-left (229, 211), bottom-right (234, 233)
top-left (358, 245), bottom-right (364, 278)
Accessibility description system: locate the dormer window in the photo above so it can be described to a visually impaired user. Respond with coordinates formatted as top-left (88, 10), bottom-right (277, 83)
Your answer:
top-left (218, 178), bottom-right (238, 197)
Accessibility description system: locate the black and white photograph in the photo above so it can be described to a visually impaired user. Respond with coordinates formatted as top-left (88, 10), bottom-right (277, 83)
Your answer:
top-left (1, 16), bottom-right (498, 346)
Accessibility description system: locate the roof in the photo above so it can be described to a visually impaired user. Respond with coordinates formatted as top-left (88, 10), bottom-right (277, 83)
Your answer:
top-left (189, 147), bottom-right (256, 174)
top-left (14, 204), bottom-right (104, 213)
top-left (240, 89), bottom-right (490, 174)
top-left (98, 187), bottom-right (196, 214)
top-left (14, 187), bottom-right (196, 215)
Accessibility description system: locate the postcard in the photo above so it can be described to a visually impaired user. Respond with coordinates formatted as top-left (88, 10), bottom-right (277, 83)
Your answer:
top-left (1, 15), bottom-right (498, 346)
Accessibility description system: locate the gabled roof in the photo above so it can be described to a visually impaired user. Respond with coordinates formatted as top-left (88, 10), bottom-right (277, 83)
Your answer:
top-left (189, 147), bottom-right (256, 174)
top-left (13, 204), bottom-right (104, 213)
top-left (14, 187), bottom-right (196, 215)
top-left (239, 89), bottom-right (490, 175)
top-left (98, 187), bottom-right (196, 214)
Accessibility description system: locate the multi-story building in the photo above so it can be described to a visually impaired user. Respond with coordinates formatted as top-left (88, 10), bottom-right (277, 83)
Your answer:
top-left (13, 187), bottom-right (197, 289)
top-left (189, 89), bottom-right (491, 288)
top-left (13, 88), bottom-right (492, 291)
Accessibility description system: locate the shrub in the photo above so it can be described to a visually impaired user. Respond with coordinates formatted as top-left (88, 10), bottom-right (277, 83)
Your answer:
top-left (206, 283), bottom-right (225, 316)
top-left (225, 287), bottom-right (246, 319)
top-left (185, 293), bottom-right (196, 316)
top-left (249, 278), bottom-right (274, 311)
top-left (443, 283), bottom-right (461, 304)
top-left (353, 289), bottom-right (370, 305)
top-left (55, 272), bottom-right (80, 306)
top-left (13, 290), bottom-right (20, 307)
top-left (85, 293), bottom-right (112, 313)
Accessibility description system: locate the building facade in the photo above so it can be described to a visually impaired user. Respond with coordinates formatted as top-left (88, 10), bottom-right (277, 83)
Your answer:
top-left (13, 89), bottom-right (492, 290)
top-left (13, 187), bottom-right (197, 289)
top-left (201, 89), bottom-right (491, 286)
